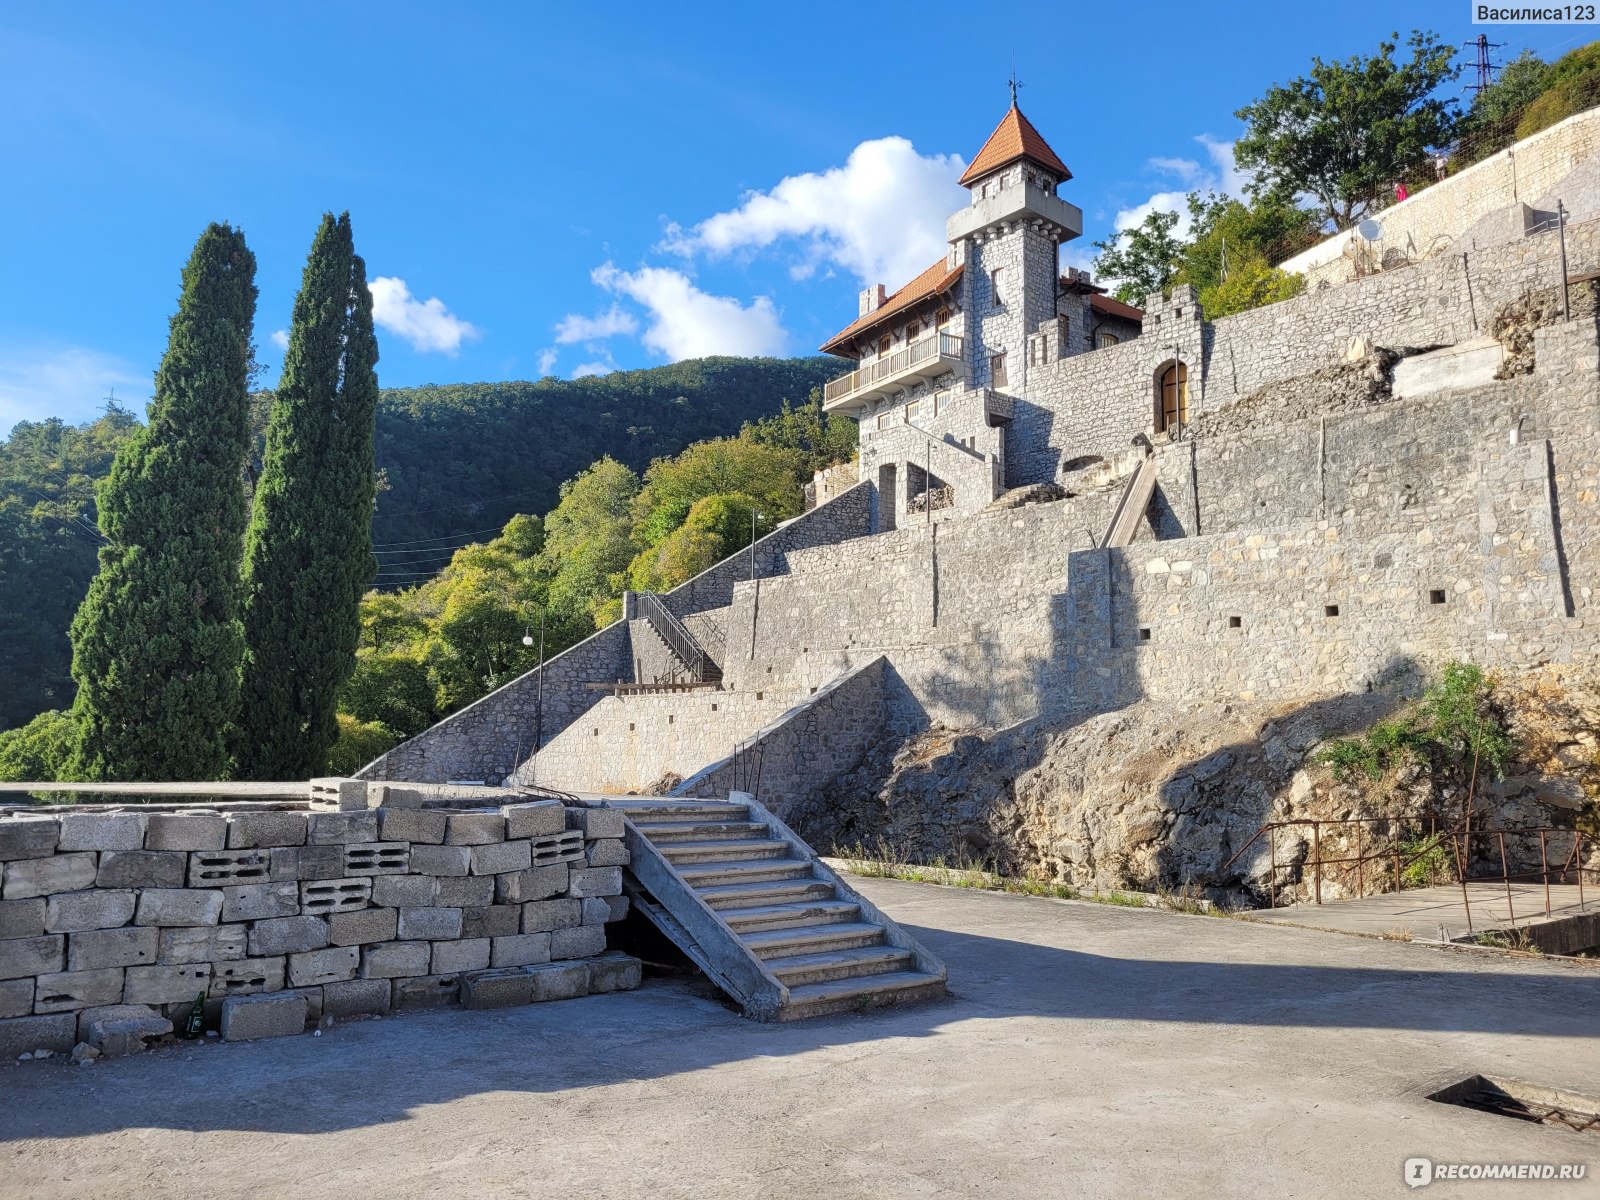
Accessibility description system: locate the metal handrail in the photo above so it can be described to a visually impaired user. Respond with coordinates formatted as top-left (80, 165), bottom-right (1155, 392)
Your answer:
top-left (635, 592), bottom-right (711, 682)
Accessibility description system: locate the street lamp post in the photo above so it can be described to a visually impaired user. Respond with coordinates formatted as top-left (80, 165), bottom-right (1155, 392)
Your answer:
top-left (749, 509), bottom-right (764, 582)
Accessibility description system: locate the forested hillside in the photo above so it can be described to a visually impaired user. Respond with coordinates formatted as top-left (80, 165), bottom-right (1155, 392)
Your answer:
top-left (370, 357), bottom-right (838, 556)
top-left (0, 355), bottom-right (841, 734)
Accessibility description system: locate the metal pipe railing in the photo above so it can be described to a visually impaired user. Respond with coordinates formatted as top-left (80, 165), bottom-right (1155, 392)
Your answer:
top-left (634, 592), bottom-right (712, 682)
top-left (1221, 816), bottom-right (1596, 931)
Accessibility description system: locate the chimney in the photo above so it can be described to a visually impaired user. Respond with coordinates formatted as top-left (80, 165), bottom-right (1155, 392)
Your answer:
top-left (858, 284), bottom-right (887, 317)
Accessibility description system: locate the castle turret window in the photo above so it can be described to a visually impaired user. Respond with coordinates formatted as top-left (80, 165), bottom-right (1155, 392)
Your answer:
top-left (990, 352), bottom-right (1008, 388)
top-left (991, 267), bottom-right (1006, 307)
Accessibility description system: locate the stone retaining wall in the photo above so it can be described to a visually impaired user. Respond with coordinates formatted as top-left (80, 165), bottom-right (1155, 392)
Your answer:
top-left (0, 800), bottom-right (637, 1059)
top-left (359, 482), bottom-right (874, 785)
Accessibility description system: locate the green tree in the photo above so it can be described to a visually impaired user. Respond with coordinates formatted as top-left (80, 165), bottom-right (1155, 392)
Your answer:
top-left (740, 390), bottom-right (858, 472)
top-left (0, 404), bottom-right (140, 730)
top-left (69, 223), bottom-right (258, 781)
top-left (1091, 208), bottom-right (1183, 305)
top-left (1455, 50), bottom-right (1551, 165)
top-left (1234, 30), bottom-right (1460, 229)
top-left (540, 456), bottom-right (641, 630)
top-left (325, 713), bottom-right (401, 775)
top-left (1175, 192), bottom-right (1312, 318)
top-left (628, 492), bottom-right (767, 594)
top-left (630, 437), bottom-right (805, 550)
top-left (234, 213), bottom-right (380, 779)
top-left (0, 710), bottom-right (79, 782)
top-left (1513, 42), bottom-right (1600, 141)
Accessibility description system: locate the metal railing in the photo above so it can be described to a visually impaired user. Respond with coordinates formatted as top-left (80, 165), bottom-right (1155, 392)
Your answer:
top-left (1220, 815), bottom-right (1597, 932)
top-left (824, 332), bottom-right (964, 403)
top-left (634, 592), bottom-right (718, 683)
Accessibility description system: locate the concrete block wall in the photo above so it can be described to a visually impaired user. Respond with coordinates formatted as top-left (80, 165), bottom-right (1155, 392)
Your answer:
top-left (0, 802), bottom-right (635, 1054)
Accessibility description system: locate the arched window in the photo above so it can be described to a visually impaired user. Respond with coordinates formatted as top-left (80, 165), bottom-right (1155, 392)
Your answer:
top-left (1157, 362), bottom-right (1188, 433)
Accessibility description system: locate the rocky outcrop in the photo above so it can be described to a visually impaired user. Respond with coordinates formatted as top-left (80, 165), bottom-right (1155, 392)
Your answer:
top-left (791, 667), bottom-right (1599, 907)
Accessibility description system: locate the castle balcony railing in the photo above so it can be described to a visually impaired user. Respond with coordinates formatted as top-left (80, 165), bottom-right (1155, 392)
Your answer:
top-left (823, 332), bottom-right (965, 414)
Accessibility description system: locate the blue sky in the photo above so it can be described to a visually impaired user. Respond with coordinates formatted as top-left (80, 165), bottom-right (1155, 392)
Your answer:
top-left (0, 2), bottom-right (1590, 429)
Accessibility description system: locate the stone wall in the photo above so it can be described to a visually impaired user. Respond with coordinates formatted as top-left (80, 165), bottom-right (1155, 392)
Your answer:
top-left (518, 689), bottom-right (803, 794)
top-left (1010, 215), bottom-right (1600, 480)
top-left (1280, 106), bottom-right (1600, 288)
top-left (359, 482), bottom-right (874, 784)
top-left (672, 658), bottom-right (888, 819)
top-left (360, 621), bottom-right (631, 786)
top-left (0, 800), bottom-right (637, 1057)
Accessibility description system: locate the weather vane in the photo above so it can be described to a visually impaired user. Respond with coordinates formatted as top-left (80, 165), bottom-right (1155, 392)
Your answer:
top-left (1009, 68), bottom-right (1023, 107)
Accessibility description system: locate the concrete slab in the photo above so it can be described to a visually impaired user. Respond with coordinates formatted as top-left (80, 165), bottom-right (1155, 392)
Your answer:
top-left (0, 879), bottom-right (1595, 1198)
top-left (1257, 881), bottom-right (1596, 944)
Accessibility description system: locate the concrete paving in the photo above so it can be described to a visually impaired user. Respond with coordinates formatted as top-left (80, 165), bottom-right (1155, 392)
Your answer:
top-left (1, 878), bottom-right (1596, 1199)
top-left (1257, 881), bottom-right (1595, 942)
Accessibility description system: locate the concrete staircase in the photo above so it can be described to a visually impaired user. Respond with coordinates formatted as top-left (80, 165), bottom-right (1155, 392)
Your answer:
top-left (607, 792), bottom-right (948, 1021)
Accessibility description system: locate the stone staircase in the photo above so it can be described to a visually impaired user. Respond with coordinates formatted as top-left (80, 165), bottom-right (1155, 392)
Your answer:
top-left (607, 793), bottom-right (947, 1021)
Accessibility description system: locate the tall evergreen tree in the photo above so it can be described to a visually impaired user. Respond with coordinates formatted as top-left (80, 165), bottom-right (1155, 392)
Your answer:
top-left (69, 224), bottom-right (258, 780)
top-left (233, 212), bottom-right (379, 778)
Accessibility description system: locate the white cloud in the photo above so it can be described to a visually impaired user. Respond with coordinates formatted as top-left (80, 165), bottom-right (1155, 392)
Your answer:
top-left (661, 136), bottom-right (968, 288)
top-left (536, 348), bottom-right (558, 375)
top-left (0, 342), bottom-right (149, 431)
top-left (572, 360), bottom-right (615, 379)
top-left (1148, 157), bottom-right (1202, 184)
top-left (1112, 136), bottom-right (1251, 239)
top-left (270, 329), bottom-right (289, 350)
top-left (592, 263), bottom-right (788, 361)
top-left (553, 304), bottom-right (639, 345)
top-left (368, 276), bottom-right (480, 355)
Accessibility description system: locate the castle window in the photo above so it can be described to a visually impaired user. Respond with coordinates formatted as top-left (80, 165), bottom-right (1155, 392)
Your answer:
top-left (990, 353), bottom-right (1008, 388)
top-left (936, 306), bottom-right (951, 327)
top-left (876, 413), bottom-right (891, 431)
top-left (905, 399), bottom-right (921, 423)
top-left (1156, 362), bottom-right (1188, 432)
top-left (1096, 330), bottom-right (1120, 348)
top-left (878, 334), bottom-right (891, 357)
top-left (991, 267), bottom-right (1006, 307)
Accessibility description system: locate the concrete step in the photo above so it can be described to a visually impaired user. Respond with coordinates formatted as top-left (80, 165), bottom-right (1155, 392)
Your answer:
top-left (765, 946), bottom-right (917, 987)
top-left (610, 800), bottom-right (750, 823)
top-left (696, 878), bottom-right (836, 911)
top-left (719, 899), bottom-right (861, 934)
top-left (674, 859), bottom-right (817, 888)
top-left (642, 820), bottom-right (770, 842)
top-left (741, 921), bottom-right (887, 961)
top-left (657, 838), bottom-right (793, 864)
top-left (778, 970), bottom-right (950, 1022)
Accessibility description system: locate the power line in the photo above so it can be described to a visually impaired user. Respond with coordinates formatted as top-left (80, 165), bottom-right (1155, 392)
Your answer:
top-left (375, 488), bottom-right (544, 520)
top-left (371, 524), bottom-right (511, 549)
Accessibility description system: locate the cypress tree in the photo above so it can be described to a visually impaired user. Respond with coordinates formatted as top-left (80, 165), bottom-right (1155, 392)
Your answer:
top-left (69, 224), bottom-right (258, 780)
top-left (232, 212), bottom-right (380, 779)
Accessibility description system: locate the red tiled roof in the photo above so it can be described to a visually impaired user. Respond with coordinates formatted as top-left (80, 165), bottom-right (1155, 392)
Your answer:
top-left (958, 105), bottom-right (1072, 187)
top-left (1090, 293), bottom-right (1144, 322)
top-left (819, 259), bottom-right (964, 356)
